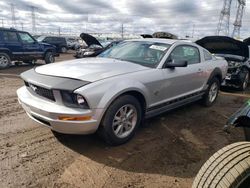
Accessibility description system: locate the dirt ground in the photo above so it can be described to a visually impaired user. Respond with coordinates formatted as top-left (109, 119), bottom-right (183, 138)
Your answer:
top-left (0, 52), bottom-right (249, 188)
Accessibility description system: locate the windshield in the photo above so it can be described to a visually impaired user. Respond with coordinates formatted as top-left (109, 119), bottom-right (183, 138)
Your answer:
top-left (99, 41), bottom-right (170, 68)
top-left (36, 36), bottom-right (46, 42)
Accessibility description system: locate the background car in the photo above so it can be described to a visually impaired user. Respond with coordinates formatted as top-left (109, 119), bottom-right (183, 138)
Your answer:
top-left (0, 28), bottom-right (58, 69)
top-left (36, 35), bottom-right (68, 53)
top-left (141, 32), bottom-right (178, 39)
top-left (196, 36), bottom-right (250, 91)
top-left (66, 37), bottom-right (84, 50)
top-left (75, 33), bottom-right (121, 58)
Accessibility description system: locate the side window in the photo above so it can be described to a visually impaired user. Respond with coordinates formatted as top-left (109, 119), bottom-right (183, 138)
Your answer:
top-left (204, 50), bottom-right (213, 61)
top-left (18, 32), bottom-right (35, 44)
top-left (170, 45), bottom-right (200, 65)
top-left (3, 31), bottom-right (19, 42)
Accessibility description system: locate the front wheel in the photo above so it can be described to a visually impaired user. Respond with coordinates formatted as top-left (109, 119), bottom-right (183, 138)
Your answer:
top-left (202, 77), bottom-right (220, 107)
top-left (98, 95), bottom-right (142, 145)
top-left (240, 70), bottom-right (249, 91)
top-left (0, 53), bottom-right (11, 69)
top-left (44, 52), bottom-right (55, 64)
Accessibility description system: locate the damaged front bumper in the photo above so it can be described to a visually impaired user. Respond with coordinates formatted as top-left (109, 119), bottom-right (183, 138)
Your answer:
top-left (221, 66), bottom-right (247, 88)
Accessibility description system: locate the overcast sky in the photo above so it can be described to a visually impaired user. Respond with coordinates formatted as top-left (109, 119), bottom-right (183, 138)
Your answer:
top-left (0, 0), bottom-right (249, 38)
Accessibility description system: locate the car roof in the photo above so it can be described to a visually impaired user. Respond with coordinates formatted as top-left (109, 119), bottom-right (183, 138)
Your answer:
top-left (125, 38), bottom-right (190, 45)
top-left (0, 27), bottom-right (24, 32)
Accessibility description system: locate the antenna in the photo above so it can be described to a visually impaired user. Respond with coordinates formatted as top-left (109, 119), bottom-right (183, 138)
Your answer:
top-left (232, 0), bottom-right (246, 38)
top-left (216, 0), bottom-right (233, 36)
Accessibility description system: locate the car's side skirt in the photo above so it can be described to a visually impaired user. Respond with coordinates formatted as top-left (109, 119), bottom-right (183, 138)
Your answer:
top-left (145, 91), bottom-right (205, 119)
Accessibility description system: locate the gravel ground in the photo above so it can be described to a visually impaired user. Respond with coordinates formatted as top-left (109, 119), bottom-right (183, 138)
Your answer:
top-left (0, 52), bottom-right (249, 188)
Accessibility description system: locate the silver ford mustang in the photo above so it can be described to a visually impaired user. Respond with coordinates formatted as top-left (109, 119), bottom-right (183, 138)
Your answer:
top-left (17, 38), bottom-right (228, 145)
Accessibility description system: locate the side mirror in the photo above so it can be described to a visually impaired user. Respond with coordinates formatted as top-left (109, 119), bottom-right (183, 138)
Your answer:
top-left (164, 59), bottom-right (188, 68)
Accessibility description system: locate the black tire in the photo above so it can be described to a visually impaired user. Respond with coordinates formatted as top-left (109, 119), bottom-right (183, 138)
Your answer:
top-left (60, 46), bottom-right (67, 53)
top-left (44, 52), bottom-right (55, 64)
top-left (239, 69), bottom-right (249, 91)
top-left (202, 77), bottom-right (220, 107)
top-left (98, 95), bottom-right (142, 145)
top-left (244, 127), bottom-right (250, 141)
top-left (0, 52), bottom-right (11, 69)
top-left (192, 142), bottom-right (250, 188)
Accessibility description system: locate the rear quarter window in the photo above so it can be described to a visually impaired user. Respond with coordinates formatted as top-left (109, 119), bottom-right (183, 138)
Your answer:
top-left (204, 50), bottom-right (213, 61)
top-left (3, 31), bottom-right (19, 42)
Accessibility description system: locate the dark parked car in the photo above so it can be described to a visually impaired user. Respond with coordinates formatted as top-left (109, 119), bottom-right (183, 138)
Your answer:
top-left (0, 28), bottom-right (58, 69)
top-left (196, 36), bottom-right (250, 91)
top-left (75, 33), bottom-right (121, 58)
top-left (36, 36), bottom-right (68, 53)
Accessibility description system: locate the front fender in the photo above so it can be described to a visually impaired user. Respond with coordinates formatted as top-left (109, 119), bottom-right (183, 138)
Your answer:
top-left (98, 79), bottom-right (149, 109)
top-left (75, 78), bottom-right (150, 110)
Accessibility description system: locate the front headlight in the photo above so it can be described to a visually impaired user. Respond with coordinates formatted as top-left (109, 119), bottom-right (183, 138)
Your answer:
top-left (61, 91), bottom-right (89, 109)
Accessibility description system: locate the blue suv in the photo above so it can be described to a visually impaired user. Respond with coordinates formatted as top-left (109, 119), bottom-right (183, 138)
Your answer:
top-left (0, 28), bottom-right (59, 69)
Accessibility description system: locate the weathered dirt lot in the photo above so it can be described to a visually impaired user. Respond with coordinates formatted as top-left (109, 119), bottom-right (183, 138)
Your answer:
top-left (0, 53), bottom-right (249, 188)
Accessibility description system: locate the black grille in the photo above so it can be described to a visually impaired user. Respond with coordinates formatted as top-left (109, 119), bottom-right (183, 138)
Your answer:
top-left (25, 82), bottom-right (55, 101)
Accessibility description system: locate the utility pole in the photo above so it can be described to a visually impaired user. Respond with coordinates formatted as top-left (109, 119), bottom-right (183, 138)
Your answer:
top-left (10, 3), bottom-right (16, 28)
top-left (217, 0), bottom-right (233, 36)
top-left (58, 27), bottom-right (61, 36)
top-left (29, 6), bottom-right (37, 34)
top-left (20, 22), bottom-right (24, 31)
top-left (232, 0), bottom-right (246, 38)
top-left (192, 24), bottom-right (195, 38)
top-left (121, 23), bottom-right (124, 39)
top-left (1, 18), bottom-right (3, 27)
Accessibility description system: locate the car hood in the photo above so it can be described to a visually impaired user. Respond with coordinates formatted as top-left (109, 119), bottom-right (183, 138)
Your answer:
top-left (243, 37), bottom-right (250, 46)
top-left (196, 36), bottom-right (249, 60)
top-left (35, 58), bottom-right (149, 82)
top-left (80, 33), bottom-right (102, 47)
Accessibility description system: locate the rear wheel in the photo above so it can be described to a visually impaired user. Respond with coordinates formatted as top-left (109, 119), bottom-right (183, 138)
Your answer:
top-left (0, 53), bottom-right (11, 69)
top-left (98, 95), bottom-right (142, 145)
top-left (202, 77), bottom-right (220, 107)
top-left (44, 52), bottom-right (55, 64)
top-left (192, 142), bottom-right (250, 188)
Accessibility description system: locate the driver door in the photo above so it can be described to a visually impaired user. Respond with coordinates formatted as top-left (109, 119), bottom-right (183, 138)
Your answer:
top-left (18, 32), bottom-right (42, 58)
top-left (158, 45), bottom-right (203, 103)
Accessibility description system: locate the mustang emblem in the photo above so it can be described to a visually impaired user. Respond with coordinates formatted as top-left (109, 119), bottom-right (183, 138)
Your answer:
top-left (30, 84), bottom-right (38, 92)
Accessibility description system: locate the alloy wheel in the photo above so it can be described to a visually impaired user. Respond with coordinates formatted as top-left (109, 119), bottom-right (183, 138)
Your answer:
top-left (242, 72), bottom-right (249, 90)
top-left (112, 104), bottom-right (138, 138)
top-left (208, 82), bottom-right (218, 103)
top-left (0, 55), bottom-right (9, 68)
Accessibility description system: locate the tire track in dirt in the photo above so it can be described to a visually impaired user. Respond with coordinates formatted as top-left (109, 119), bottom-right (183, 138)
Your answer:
top-left (0, 127), bottom-right (77, 187)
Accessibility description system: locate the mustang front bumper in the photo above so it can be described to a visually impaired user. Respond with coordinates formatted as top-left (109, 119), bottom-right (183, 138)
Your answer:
top-left (17, 86), bottom-right (102, 134)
